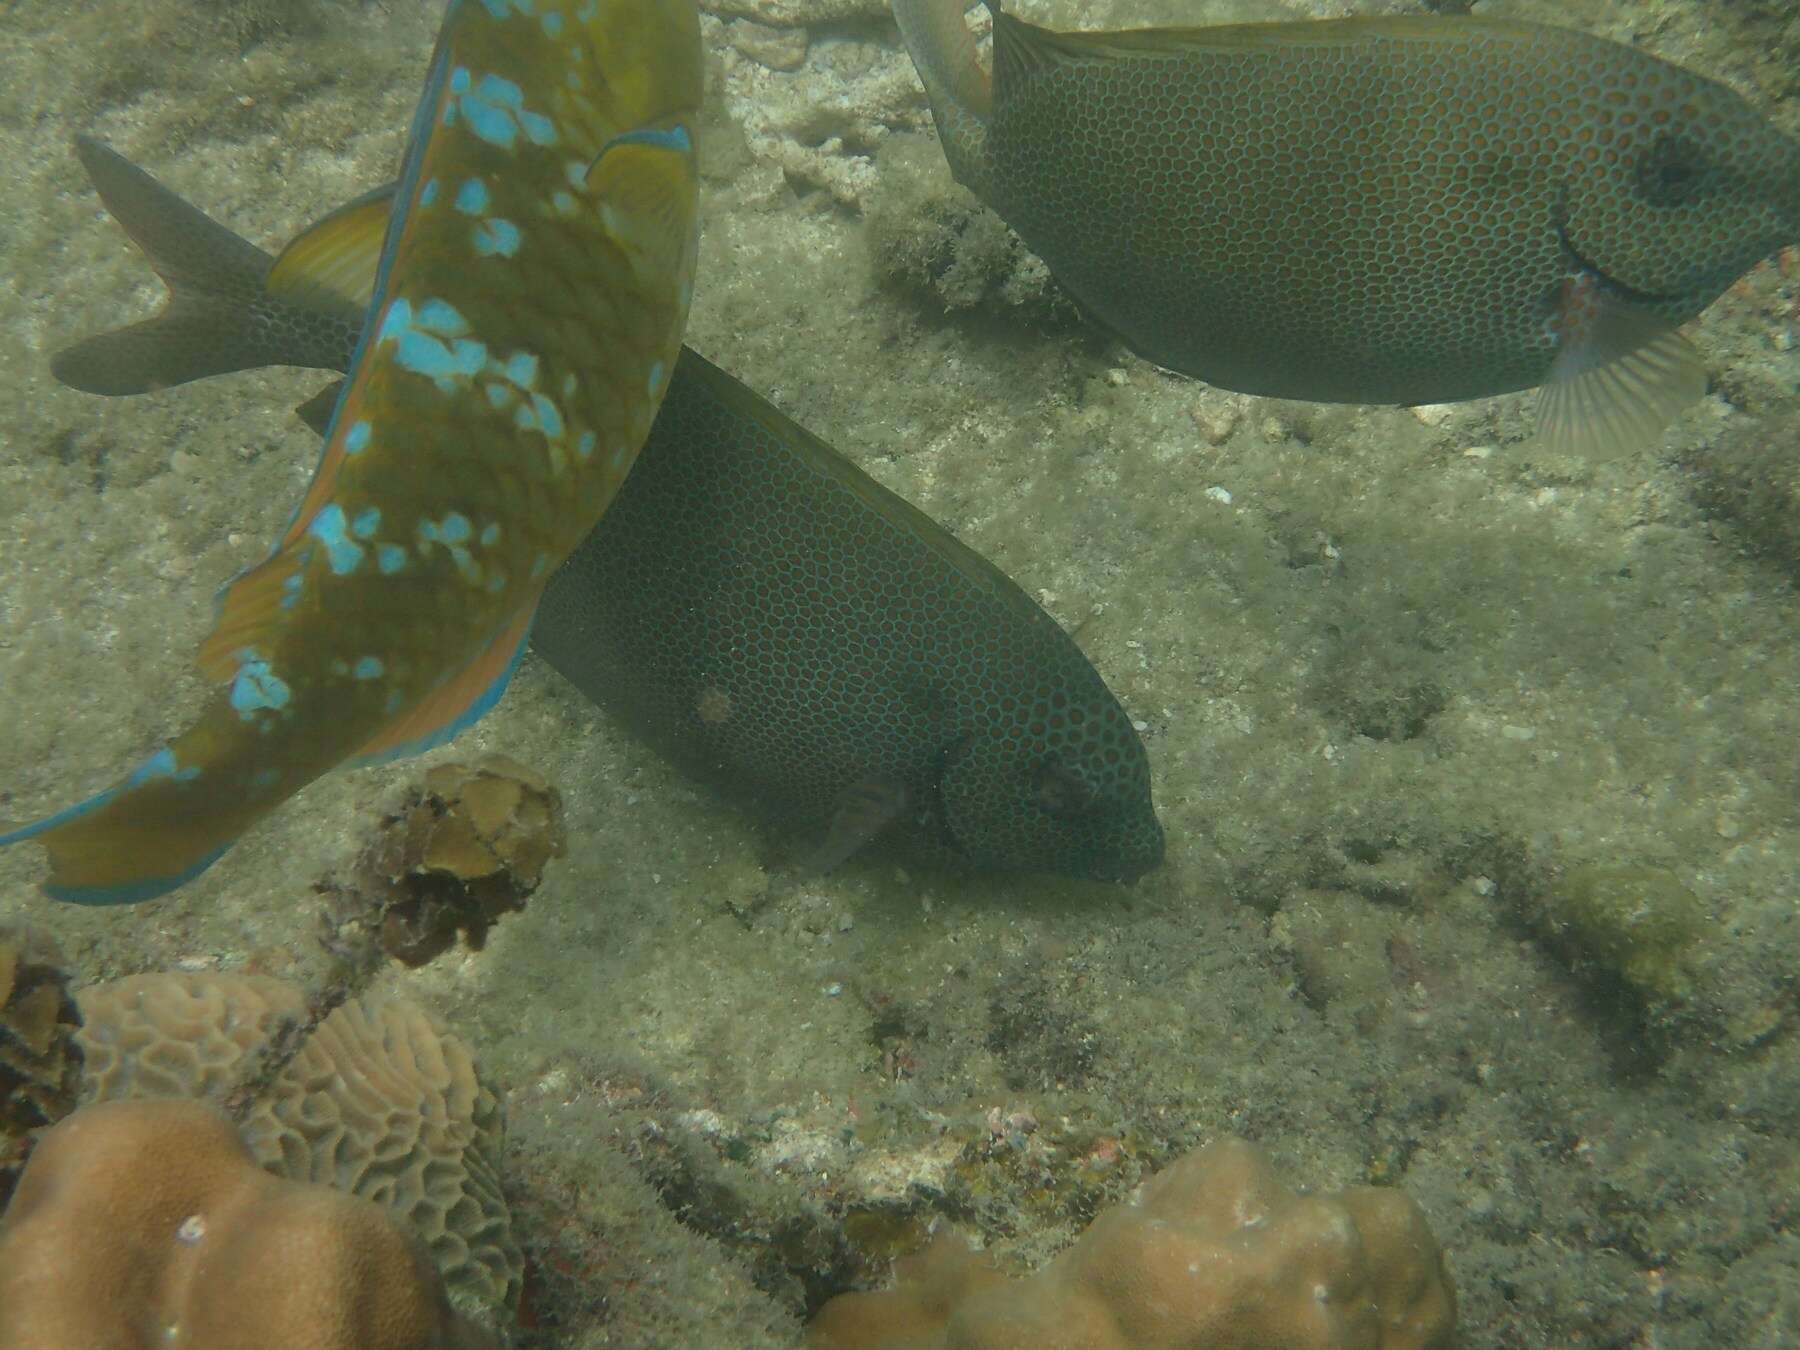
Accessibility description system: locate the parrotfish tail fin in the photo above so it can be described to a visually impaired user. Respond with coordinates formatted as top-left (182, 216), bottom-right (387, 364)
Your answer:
top-left (0, 747), bottom-right (237, 905)
top-left (589, 122), bottom-right (701, 286)
top-left (891, 0), bottom-right (994, 184)
top-left (346, 603), bottom-right (538, 767)
top-left (51, 137), bottom-right (298, 395)
top-left (1537, 321), bottom-right (1707, 460)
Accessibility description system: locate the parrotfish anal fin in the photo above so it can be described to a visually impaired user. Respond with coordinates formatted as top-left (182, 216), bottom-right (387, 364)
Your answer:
top-left (589, 124), bottom-right (698, 281)
top-left (803, 779), bottom-right (910, 874)
top-left (1538, 326), bottom-right (1707, 460)
top-left (295, 382), bottom-right (346, 437)
top-left (52, 137), bottom-right (284, 395)
top-left (266, 185), bottom-right (396, 323)
top-left (347, 603), bottom-right (538, 767)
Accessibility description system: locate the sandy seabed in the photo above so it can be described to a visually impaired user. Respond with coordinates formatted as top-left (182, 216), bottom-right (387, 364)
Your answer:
top-left (2, 0), bottom-right (1798, 1343)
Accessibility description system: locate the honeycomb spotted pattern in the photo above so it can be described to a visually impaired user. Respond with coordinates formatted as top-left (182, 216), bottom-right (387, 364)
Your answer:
top-left (972, 14), bottom-right (1798, 405)
top-left (532, 349), bottom-right (1164, 882)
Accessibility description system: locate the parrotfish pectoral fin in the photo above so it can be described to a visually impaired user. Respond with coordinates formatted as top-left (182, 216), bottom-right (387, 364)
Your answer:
top-left (0, 748), bottom-right (234, 905)
top-left (346, 602), bottom-right (538, 767)
top-left (588, 123), bottom-right (699, 282)
top-left (51, 137), bottom-right (291, 395)
top-left (265, 185), bottom-right (396, 322)
top-left (803, 778), bottom-right (910, 873)
top-left (1537, 325), bottom-right (1708, 460)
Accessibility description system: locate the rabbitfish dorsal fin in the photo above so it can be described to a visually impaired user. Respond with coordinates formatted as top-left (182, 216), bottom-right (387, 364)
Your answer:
top-left (266, 184), bottom-right (396, 324)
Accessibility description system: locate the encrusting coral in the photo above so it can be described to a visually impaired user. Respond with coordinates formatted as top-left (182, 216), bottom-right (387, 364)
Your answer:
top-left (0, 924), bottom-right (81, 1207)
top-left (807, 1137), bottom-right (1456, 1349)
top-left (75, 973), bottom-right (523, 1313)
top-left (0, 1098), bottom-right (496, 1350)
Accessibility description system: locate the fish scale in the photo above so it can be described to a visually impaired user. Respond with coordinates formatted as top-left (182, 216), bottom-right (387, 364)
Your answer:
top-left (0, 0), bottom-right (703, 903)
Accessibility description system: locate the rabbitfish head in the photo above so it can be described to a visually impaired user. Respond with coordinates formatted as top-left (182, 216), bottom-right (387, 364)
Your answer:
top-left (1562, 54), bottom-right (1799, 308)
top-left (939, 696), bottom-right (1164, 884)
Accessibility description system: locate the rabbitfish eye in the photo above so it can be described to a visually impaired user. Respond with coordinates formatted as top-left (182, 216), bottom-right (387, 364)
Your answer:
top-left (1637, 135), bottom-right (1712, 206)
top-left (1034, 757), bottom-right (1099, 818)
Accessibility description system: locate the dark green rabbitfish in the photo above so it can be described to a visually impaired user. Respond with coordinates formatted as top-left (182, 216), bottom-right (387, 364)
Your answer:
top-left (893, 1), bottom-right (1800, 456)
top-left (46, 140), bottom-right (1165, 883)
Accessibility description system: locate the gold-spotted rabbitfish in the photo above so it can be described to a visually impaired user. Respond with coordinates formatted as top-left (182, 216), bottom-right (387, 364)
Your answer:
top-left (0, 0), bottom-right (703, 904)
top-left (45, 141), bottom-right (1165, 883)
top-left (892, 2), bottom-right (1800, 455)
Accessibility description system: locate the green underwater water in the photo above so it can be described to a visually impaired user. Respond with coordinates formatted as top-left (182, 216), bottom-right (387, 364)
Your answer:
top-left (1, 0), bottom-right (1798, 1344)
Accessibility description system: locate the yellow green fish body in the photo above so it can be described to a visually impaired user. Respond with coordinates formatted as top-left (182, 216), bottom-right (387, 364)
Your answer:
top-left (0, 0), bottom-right (701, 903)
top-left (894, 3), bottom-right (1800, 454)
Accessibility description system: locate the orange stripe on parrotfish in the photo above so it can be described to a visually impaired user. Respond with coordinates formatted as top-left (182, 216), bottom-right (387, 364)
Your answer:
top-left (893, 2), bottom-right (1800, 458)
top-left (0, 0), bottom-right (703, 905)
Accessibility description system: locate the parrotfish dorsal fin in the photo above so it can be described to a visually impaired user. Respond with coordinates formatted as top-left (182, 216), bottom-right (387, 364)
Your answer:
top-left (52, 137), bottom-right (290, 395)
top-left (265, 185), bottom-right (396, 323)
top-left (589, 122), bottom-right (700, 285)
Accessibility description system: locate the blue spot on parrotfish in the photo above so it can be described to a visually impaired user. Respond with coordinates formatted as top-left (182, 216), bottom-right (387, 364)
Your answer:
top-left (577, 431), bottom-right (596, 460)
top-left (480, 523), bottom-right (502, 547)
top-left (252, 767), bottom-right (281, 789)
top-left (420, 178), bottom-right (440, 207)
top-left (230, 659), bottom-right (292, 720)
top-left (553, 190), bottom-right (576, 216)
top-left (451, 66), bottom-right (472, 94)
top-left (416, 299), bottom-right (470, 336)
top-left (281, 572), bottom-right (304, 611)
top-left (519, 110), bottom-right (558, 146)
top-left (460, 94), bottom-right (517, 149)
top-left (344, 420), bottom-right (372, 455)
top-left (455, 179), bottom-right (491, 215)
top-left (504, 352), bottom-right (538, 388)
top-left (377, 544), bottom-right (407, 575)
top-left (473, 218), bottom-right (522, 258)
top-left (648, 360), bottom-right (665, 394)
top-left (354, 657), bottom-right (385, 680)
top-left (486, 382), bottom-right (516, 410)
top-left (308, 504), bottom-right (365, 575)
top-left (351, 507), bottom-right (381, 540)
top-left (542, 11), bottom-right (563, 36)
top-left (531, 393), bottom-right (565, 438)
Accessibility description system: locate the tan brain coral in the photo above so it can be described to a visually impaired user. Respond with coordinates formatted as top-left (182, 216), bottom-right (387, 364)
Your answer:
top-left (809, 1137), bottom-right (1456, 1349)
top-left (0, 1098), bottom-right (495, 1350)
top-left (75, 974), bottom-right (522, 1312)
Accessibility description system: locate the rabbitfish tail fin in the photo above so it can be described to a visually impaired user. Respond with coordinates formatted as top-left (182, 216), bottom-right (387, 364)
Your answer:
top-left (891, 0), bottom-right (993, 186)
top-left (52, 136), bottom-right (351, 395)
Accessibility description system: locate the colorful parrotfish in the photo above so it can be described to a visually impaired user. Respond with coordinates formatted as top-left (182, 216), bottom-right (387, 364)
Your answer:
top-left (48, 140), bottom-right (1164, 884)
top-left (892, 1), bottom-right (1800, 456)
top-left (0, 0), bottom-right (703, 904)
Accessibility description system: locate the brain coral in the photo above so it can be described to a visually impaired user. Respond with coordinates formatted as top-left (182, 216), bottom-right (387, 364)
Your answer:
top-left (0, 1098), bottom-right (495, 1350)
top-left (75, 974), bottom-right (522, 1312)
top-left (808, 1136), bottom-right (1456, 1349)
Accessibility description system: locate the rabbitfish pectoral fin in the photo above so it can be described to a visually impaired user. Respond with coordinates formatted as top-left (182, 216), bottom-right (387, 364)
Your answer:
top-left (1537, 284), bottom-right (1708, 458)
top-left (802, 778), bottom-right (911, 874)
